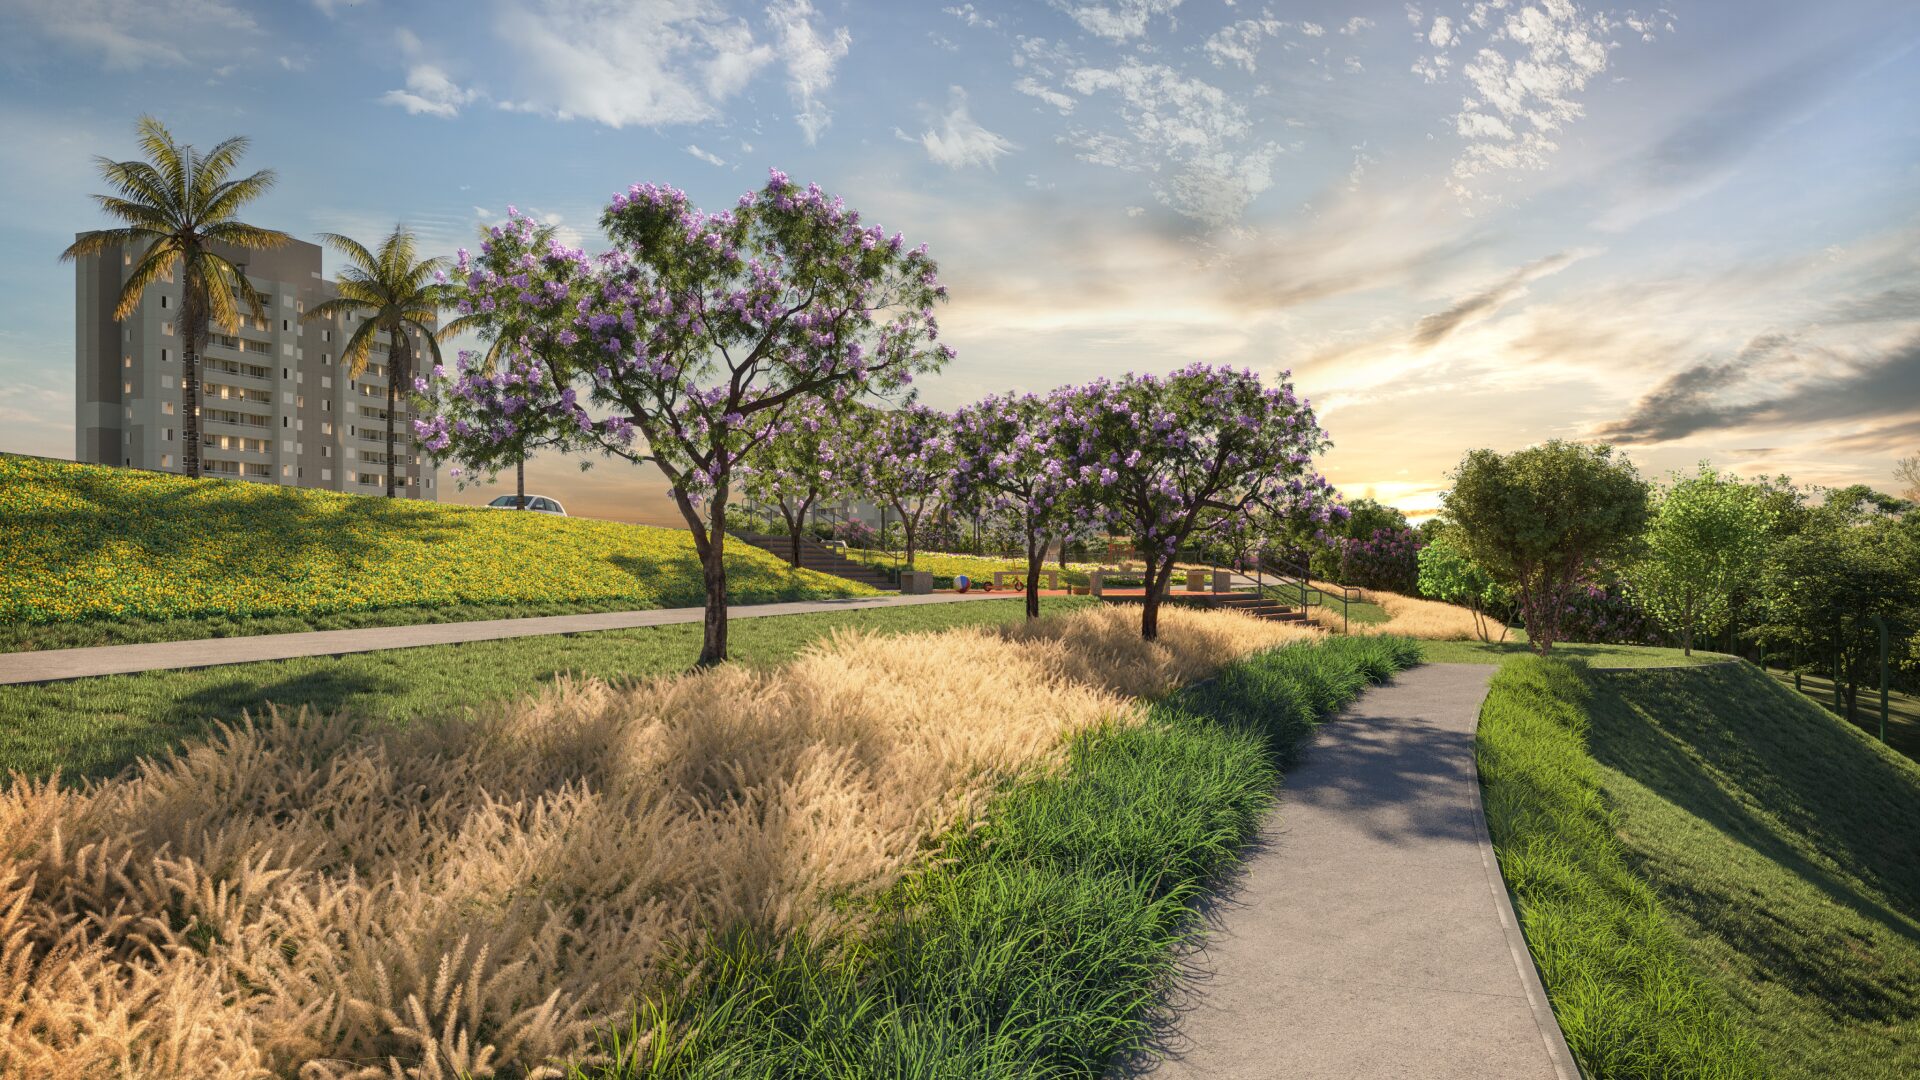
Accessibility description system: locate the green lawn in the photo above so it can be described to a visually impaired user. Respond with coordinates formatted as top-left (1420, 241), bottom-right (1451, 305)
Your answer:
top-left (1481, 656), bottom-right (1920, 1078)
top-left (1421, 638), bottom-right (1732, 667)
top-left (0, 597), bottom-right (1096, 783)
top-left (590, 635), bottom-right (1422, 1077)
top-left (1763, 666), bottom-right (1920, 762)
top-left (0, 453), bottom-right (874, 650)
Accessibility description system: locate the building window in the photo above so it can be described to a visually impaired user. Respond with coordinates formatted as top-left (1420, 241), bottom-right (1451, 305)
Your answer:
top-left (123, 381), bottom-right (132, 394)
top-left (123, 252), bottom-right (131, 266)
top-left (282, 465), bottom-right (292, 478)
top-left (320, 375), bottom-right (331, 389)
top-left (282, 416), bottom-right (290, 428)
top-left (282, 319), bottom-right (290, 332)
top-left (161, 375), bottom-right (173, 389)
top-left (322, 399), bottom-right (331, 413)
top-left (323, 329), bottom-right (332, 342)
top-left (161, 348), bottom-right (170, 363)
top-left (162, 401), bottom-right (174, 415)
top-left (123, 356), bottom-right (132, 369)
top-left (164, 428), bottom-right (174, 442)
top-left (160, 295), bottom-right (169, 309)
top-left (321, 421), bottom-right (333, 435)
top-left (322, 444), bottom-right (332, 458)
top-left (321, 467), bottom-right (332, 481)
top-left (162, 322), bottom-right (174, 336)
top-left (161, 454), bottom-right (172, 468)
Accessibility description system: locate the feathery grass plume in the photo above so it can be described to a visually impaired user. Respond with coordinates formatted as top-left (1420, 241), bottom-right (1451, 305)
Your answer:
top-left (1308, 585), bottom-right (1487, 640)
top-left (0, 605), bottom-right (1311, 1077)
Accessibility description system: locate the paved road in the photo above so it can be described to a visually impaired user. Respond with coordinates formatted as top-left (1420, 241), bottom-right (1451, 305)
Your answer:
top-left (1131, 663), bottom-right (1578, 1080)
top-left (0, 591), bottom-right (1023, 685)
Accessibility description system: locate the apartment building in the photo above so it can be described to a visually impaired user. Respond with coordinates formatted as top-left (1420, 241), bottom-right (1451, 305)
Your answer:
top-left (73, 235), bottom-right (437, 499)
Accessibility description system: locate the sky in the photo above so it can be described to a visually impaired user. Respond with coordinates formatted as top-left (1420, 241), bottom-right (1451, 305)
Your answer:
top-left (2, 0), bottom-right (1917, 526)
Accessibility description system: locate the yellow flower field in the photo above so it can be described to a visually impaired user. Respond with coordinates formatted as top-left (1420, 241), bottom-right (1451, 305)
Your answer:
top-left (0, 455), bottom-right (877, 625)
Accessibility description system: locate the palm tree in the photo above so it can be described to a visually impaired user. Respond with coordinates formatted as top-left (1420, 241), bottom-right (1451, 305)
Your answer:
top-left (61, 116), bottom-right (290, 479)
top-left (304, 227), bottom-right (454, 497)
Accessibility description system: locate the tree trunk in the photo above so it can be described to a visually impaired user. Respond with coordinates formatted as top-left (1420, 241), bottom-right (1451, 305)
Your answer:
top-left (699, 495), bottom-right (730, 666)
top-left (785, 506), bottom-right (804, 568)
top-left (1025, 534), bottom-right (1047, 620)
top-left (1058, 533), bottom-right (1071, 572)
top-left (1140, 553), bottom-right (1170, 641)
top-left (181, 322), bottom-right (203, 479)
top-left (516, 454), bottom-right (526, 509)
top-left (1681, 624), bottom-right (1693, 656)
top-left (899, 502), bottom-right (918, 570)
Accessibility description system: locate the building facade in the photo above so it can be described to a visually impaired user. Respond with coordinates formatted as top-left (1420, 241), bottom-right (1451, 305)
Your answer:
top-left (74, 236), bottom-right (437, 499)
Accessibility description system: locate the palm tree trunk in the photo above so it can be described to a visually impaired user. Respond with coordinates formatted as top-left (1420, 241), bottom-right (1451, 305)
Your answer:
top-left (181, 325), bottom-right (203, 479)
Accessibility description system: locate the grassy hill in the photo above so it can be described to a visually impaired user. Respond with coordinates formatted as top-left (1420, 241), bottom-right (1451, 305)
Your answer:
top-left (1482, 656), bottom-right (1920, 1078)
top-left (0, 454), bottom-right (876, 648)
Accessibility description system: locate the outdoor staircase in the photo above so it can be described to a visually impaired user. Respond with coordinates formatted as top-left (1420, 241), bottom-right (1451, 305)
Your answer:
top-left (1208, 591), bottom-right (1308, 624)
top-left (731, 532), bottom-right (900, 591)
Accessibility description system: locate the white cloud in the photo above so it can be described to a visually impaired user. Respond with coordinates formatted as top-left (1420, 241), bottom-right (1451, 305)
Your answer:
top-left (1299, 21), bottom-right (1325, 37)
top-left (1049, 58), bottom-right (1281, 227)
top-left (1339, 16), bottom-right (1375, 35)
top-left (919, 87), bottom-right (1016, 170)
top-left (487, 0), bottom-right (844, 140)
top-left (1417, 1), bottom-right (1668, 198)
top-left (1202, 16), bottom-right (1283, 73)
top-left (1014, 75), bottom-right (1077, 112)
top-left (381, 63), bottom-right (479, 117)
top-left (767, 0), bottom-right (850, 143)
top-left (685, 143), bottom-right (727, 166)
top-left (7, 0), bottom-right (259, 69)
top-left (943, 3), bottom-right (997, 29)
top-left (1052, 0), bottom-right (1184, 43)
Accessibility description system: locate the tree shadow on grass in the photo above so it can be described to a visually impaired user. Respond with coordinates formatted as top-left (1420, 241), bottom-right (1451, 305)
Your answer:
top-left (1587, 664), bottom-right (1920, 1026)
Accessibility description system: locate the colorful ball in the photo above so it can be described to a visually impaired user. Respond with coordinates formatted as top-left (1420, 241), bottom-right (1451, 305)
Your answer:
top-left (954, 574), bottom-right (971, 593)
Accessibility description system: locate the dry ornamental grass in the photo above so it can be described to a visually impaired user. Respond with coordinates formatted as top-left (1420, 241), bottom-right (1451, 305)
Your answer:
top-left (0, 606), bottom-right (1313, 1078)
top-left (1307, 585), bottom-right (1487, 640)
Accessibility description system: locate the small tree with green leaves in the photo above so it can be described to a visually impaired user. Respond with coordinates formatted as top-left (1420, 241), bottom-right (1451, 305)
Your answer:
top-left (1416, 528), bottom-right (1513, 643)
top-left (61, 116), bottom-right (290, 478)
top-left (1443, 441), bottom-right (1650, 654)
top-left (1632, 464), bottom-right (1773, 655)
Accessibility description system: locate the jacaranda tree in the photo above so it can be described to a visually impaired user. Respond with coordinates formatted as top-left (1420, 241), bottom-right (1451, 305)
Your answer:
top-left (951, 390), bottom-right (1093, 619)
top-left (851, 401), bottom-right (956, 571)
top-left (736, 398), bottom-right (854, 568)
top-left (418, 172), bottom-right (951, 664)
top-left (1062, 364), bottom-right (1341, 640)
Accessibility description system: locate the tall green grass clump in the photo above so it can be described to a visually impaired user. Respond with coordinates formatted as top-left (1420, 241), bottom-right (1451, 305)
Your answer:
top-left (584, 635), bottom-right (1420, 1079)
top-left (1477, 656), bottom-right (1763, 1078)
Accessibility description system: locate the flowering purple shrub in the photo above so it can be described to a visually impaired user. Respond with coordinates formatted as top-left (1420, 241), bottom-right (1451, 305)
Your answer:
top-left (416, 172), bottom-right (951, 664)
top-left (1339, 527), bottom-right (1423, 593)
top-left (1558, 580), bottom-right (1661, 645)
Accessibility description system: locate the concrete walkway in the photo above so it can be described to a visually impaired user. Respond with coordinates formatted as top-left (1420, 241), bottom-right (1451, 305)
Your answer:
top-left (0, 591), bottom-right (1022, 685)
top-left (1133, 663), bottom-right (1578, 1080)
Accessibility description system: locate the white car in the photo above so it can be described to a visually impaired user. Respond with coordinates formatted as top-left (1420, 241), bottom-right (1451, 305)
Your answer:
top-left (487, 494), bottom-right (567, 516)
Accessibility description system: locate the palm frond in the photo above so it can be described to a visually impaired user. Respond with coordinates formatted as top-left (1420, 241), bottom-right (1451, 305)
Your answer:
top-left (200, 220), bottom-right (292, 251)
top-left (61, 227), bottom-right (164, 264)
top-left (300, 296), bottom-right (367, 324)
top-left (200, 170), bottom-right (280, 226)
top-left (317, 232), bottom-right (378, 276)
top-left (189, 134), bottom-right (250, 205)
top-left (408, 318), bottom-right (446, 369)
top-left (116, 243), bottom-right (181, 321)
top-left (339, 317), bottom-right (384, 379)
top-left (88, 194), bottom-right (177, 232)
top-left (94, 158), bottom-right (179, 220)
top-left (198, 252), bottom-right (270, 330)
top-left (133, 116), bottom-right (188, 208)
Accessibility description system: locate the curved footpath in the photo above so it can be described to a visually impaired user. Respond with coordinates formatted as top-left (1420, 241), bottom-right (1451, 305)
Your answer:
top-left (0, 592), bottom-right (1020, 685)
top-left (1133, 663), bottom-right (1579, 1080)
